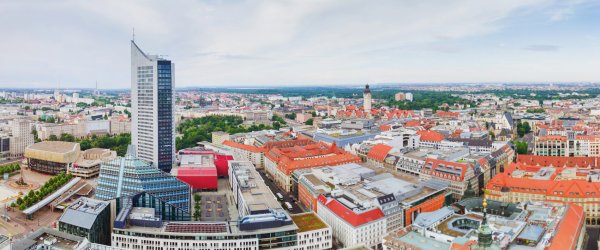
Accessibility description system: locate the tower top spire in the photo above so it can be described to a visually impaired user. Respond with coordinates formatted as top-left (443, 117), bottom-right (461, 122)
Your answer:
top-left (363, 84), bottom-right (371, 94)
top-left (132, 27), bottom-right (135, 42)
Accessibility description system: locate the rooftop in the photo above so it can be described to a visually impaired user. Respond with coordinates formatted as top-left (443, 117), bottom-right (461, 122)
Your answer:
top-left (290, 213), bottom-right (328, 232)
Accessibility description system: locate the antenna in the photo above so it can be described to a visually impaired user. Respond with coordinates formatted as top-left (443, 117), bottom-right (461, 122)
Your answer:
top-left (132, 27), bottom-right (135, 42)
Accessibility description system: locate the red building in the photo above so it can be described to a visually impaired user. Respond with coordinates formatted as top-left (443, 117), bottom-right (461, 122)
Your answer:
top-left (174, 147), bottom-right (233, 191)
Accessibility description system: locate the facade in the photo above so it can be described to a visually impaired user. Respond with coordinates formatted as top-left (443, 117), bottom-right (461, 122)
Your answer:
top-left (317, 194), bottom-right (386, 248)
top-left (96, 146), bottom-right (191, 213)
top-left (24, 141), bottom-right (80, 175)
top-left (173, 147), bottom-right (232, 191)
top-left (419, 158), bottom-right (478, 199)
top-left (9, 119), bottom-right (34, 157)
top-left (211, 131), bottom-right (230, 145)
top-left (131, 40), bottom-right (175, 172)
top-left (71, 148), bottom-right (117, 178)
top-left (58, 197), bottom-right (111, 245)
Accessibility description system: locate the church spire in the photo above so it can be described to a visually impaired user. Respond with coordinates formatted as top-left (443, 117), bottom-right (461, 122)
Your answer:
top-left (477, 190), bottom-right (493, 248)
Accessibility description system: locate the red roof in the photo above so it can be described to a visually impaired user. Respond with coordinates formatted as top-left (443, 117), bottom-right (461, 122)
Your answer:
top-left (223, 140), bottom-right (267, 153)
top-left (317, 194), bottom-right (385, 227)
top-left (367, 144), bottom-right (392, 162)
top-left (548, 203), bottom-right (585, 250)
top-left (517, 155), bottom-right (599, 168)
top-left (423, 158), bottom-right (471, 181)
top-left (417, 130), bottom-right (445, 142)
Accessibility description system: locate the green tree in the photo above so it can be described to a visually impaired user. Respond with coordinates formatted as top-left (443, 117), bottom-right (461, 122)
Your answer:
top-left (515, 141), bottom-right (528, 154)
top-left (304, 118), bottom-right (314, 126)
top-left (48, 134), bottom-right (58, 141)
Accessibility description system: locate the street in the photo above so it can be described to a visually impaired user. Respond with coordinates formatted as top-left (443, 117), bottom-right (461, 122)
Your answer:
top-left (256, 170), bottom-right (306, 214)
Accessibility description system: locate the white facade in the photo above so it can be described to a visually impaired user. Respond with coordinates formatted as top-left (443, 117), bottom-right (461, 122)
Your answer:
top-left (316, 201), bottom-right (386, 248)
top-left (10, 119), bottom-right (34, 157)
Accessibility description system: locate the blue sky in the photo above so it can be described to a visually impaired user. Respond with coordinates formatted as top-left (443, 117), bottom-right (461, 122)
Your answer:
top-left (0, 0), bottom-right (599, 88)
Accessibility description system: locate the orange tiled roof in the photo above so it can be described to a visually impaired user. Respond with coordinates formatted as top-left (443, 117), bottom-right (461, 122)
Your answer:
top-left (548, 203), bottom-right (585, 250)
top-left (222, 140), bottom-right (267, 153)
top-left (422, 158), bottom-right (471, 181)
top-left (265, 142), bottom-right (360, 175)
top-left (417, 130), bottom-right (445, 142)
top-left (367, 144), bottom-right (392, 162)
top-left (516, 155), bottom-right (599, 168)
top-left (486, 173), bottom-right (600, 198)
top-left (537, 135), bottom-right (567, 141)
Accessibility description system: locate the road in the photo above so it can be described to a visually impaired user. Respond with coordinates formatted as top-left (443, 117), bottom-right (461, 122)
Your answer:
top-left (257, 170), bottom-right (306, 214)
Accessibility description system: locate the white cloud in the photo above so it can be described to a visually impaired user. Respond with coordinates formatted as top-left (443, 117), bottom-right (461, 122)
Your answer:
top-left (0, 0), bottom-right (597, 88)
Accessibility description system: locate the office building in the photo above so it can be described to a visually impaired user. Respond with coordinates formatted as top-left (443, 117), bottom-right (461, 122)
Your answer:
top-left (58, 197), bottom-right (111, 245)
top-left (9, 119), bottom-right (34, 157)
top-left (131, 40), bottom-right (175, 172)
top-left (96, 146), bottom-right (191, 213)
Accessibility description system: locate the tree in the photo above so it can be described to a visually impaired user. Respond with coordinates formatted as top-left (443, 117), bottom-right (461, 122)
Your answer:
top-left (489, 131), bottom-right (495, 141)
top-left (515, 141), bottom-right (528, 154)
top-left (304, 118), bottom-right (314, 126)
top-left (60, 133), bottom-right (75, 142)
top-left (19, 203), bottom-right (26, 210)
top-left (48, 134), bottom-right (58, 141)
top-left (194, 194), bottom-right (201, 202)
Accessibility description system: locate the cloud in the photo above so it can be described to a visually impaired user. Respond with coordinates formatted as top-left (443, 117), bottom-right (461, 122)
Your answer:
top-left (523, 44), bottom-right (560, 51)
top-left (0, 0), bottom-right (597, 88)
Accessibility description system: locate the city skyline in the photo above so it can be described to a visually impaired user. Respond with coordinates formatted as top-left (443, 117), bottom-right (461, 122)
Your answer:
top-left (1, 1), bottom-right (600, 88)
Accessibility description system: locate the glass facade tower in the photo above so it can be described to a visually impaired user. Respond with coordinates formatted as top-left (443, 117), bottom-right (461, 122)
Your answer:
top-left (131, 41), bottom-right (175, 173)
top-left (96, 147), bottom-right (191, 213)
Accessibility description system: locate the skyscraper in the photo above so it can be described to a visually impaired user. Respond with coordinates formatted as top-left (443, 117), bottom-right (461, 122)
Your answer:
top-left (131, 41), bottom-right (175, 172)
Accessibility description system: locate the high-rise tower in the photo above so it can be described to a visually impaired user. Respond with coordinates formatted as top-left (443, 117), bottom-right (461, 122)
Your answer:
top-left (131, 41), bottom-right (175, 173)
top-left (363, 84), bottom-right (372, 117)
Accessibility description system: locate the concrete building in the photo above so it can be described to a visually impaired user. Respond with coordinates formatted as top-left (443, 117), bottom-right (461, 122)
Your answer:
top-left (12, 228), bottom-right (90, 250)
top-left (131, 40), bottom-right (175, 172)
top-left (9, 119), bottom-right (34, 157)
top-left (211, 131), bottom-right (230, 145)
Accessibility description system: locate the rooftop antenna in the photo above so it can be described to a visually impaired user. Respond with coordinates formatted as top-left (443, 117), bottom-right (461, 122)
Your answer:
top-left (132, 27), bottom-right (135, 42)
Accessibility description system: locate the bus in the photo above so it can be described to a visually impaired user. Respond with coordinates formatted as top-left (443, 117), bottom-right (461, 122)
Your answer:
top-left (284, 202), bottom-right (293, 211)
top-left (276, 193), bottom-right (284, 201)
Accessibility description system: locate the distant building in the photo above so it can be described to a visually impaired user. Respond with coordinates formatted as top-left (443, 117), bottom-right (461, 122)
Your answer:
top-left (58, 197), bottom-right (111, 245)
top-left (131, 40), bottom-right (175, 173)
top-left (211, 131), bottom-right (230, 145)
top-left (9, 119), bottom-right (34, 157)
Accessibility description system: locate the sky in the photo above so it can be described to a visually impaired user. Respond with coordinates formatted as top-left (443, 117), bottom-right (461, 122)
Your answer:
top-left (1, 0), bottom-right (599, 89)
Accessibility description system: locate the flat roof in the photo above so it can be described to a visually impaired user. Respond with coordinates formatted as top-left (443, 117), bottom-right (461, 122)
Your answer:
top-left (290, 213), bottom-right (328, 232)
top-left (26, 141), bottom-right (79, 154)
